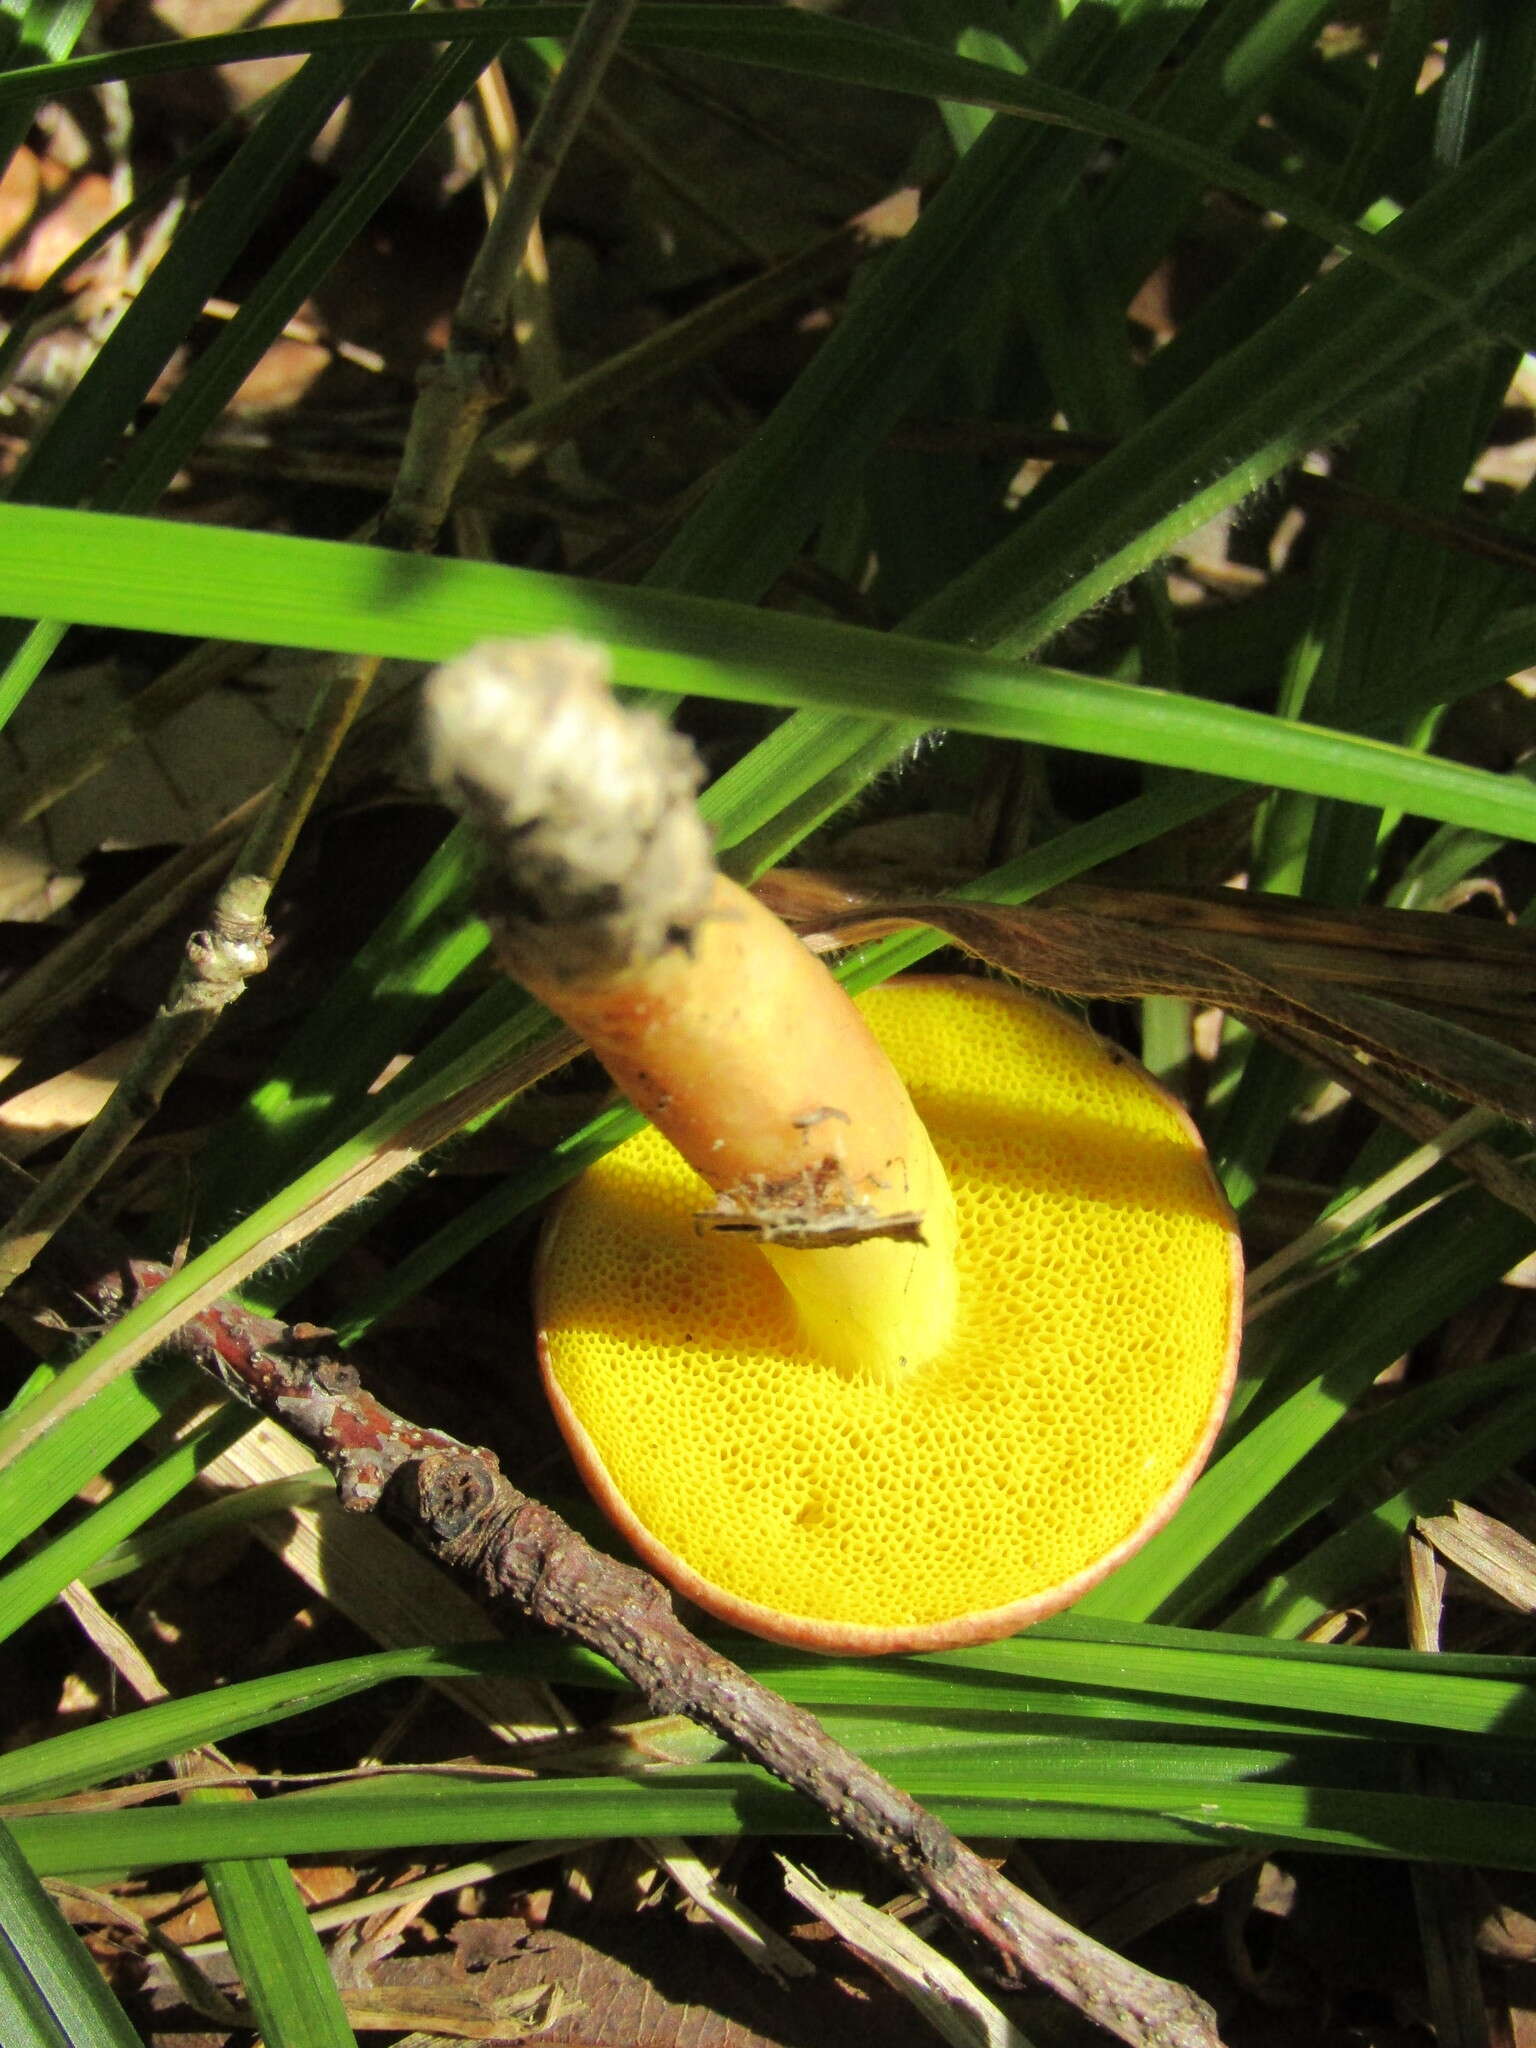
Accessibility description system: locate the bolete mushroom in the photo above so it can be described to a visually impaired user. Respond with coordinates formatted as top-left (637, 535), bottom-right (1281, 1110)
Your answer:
top-left (423, 639), bottom-right (1242, 1655)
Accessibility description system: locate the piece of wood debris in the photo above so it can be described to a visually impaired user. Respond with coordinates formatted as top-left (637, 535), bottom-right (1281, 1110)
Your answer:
top-left (647, 1836), bottom-right (814, 1983)
top-left (779, 1859), bottom-right (1037, 2048)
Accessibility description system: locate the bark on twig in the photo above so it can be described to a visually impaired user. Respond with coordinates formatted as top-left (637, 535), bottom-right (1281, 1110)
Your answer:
top-left (86, 1259), bottom-right (1225, 2048)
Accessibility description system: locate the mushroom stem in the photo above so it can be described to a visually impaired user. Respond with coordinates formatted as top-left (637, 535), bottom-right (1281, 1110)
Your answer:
top-left (421, 640), bottom-right (958, 1378)
top-left (524, 870), bottom-right (958, 1377)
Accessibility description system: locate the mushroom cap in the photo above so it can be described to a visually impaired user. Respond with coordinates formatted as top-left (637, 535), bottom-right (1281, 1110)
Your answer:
top-left (536, 977), bottom-right (1242, 1654)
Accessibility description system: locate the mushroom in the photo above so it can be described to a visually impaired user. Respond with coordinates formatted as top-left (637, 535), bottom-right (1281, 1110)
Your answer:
top-left (422, 639), bottom-right (1243, 1655)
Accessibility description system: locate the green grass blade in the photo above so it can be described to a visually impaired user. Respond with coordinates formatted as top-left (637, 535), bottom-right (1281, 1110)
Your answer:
top-left (196, 824), bottom-right (487, 1230)
top-left (202, 1852), bottom-right (354, 2048)
top-left (0, 11), bottom-right (1496, 337)
top-left (0, 1405), bottom-right (246, 1628)
top-left (81, 1474), bottom-right (333, 1588)
top-left (0, 1361), bottom-right (197, 1572)
top-left (14, 1765), bottom-right (1536, 1879)
top-left (0, 0), bottom-right (410, 728)
top-left (640, 0), bottom-right (1208, 605)
top-left (1090, 0), bottom-right (1336, 295)
top-left (0, 1819), bottom-right (141, 2048)
top-left (1224, 1370), bottom-right (1536, 1639)
top-left (2, 505), bottom-right (1535, 842)
top-left (0, 0), bottom-right (91, 163)
top-left (906, 134), bottom-right (1536, 658)
top-left (1075, 1189), bottom-right (1536, 1626)
top-left (6, 12), bottom-right (399, 517)
top-left (9, 1617), bottom-right (1536, 1816)
top-left (114, 33), bottom-right (494, 523)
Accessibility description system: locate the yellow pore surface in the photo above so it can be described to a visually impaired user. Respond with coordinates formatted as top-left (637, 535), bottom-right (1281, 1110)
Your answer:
top-left (539, 979), bottom-right (1239, 1636)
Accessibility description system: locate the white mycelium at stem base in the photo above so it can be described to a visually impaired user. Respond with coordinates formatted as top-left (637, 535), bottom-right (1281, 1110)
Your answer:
top-left (420, 638), bottom-right (959, 1379)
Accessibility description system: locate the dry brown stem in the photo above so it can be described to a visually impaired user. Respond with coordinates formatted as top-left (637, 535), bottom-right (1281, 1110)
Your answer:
top-left (0, 879), bottom-right (272, 1298)
top-left (767, 880), bottom-right (1536, 1133)
top-left (84, 1258), bottom-right (1224, 2048)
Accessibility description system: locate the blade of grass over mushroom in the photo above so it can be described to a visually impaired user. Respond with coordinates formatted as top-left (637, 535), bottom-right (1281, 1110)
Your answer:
top-left (0, 1819), bottom-right (143, 2048)
top-left (214, 0), bottom-right (1327, 1206)
top-left (4, 507), bottom-right (1536, 844)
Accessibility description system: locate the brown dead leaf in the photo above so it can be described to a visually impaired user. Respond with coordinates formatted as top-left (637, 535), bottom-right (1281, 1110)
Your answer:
top-left (1417, 1501), bottom-right (1536, 1612)
top-left (0, 142), bottom-right (119, 294)
top-left (109, 0), bottom-right (343, 126)
top-left (768, 876), bottom-right (1536, 1129)
top-left (424, 1912), bottom-right (923, 2048)
top-left (0, 656), bottom-right (319, 866)
top-left (451, 1915), bottom-right (533, 1972)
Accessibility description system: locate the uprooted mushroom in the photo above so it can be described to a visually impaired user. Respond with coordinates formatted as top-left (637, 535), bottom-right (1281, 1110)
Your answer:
top-left (422, 638), bottom-right (1242, 1654)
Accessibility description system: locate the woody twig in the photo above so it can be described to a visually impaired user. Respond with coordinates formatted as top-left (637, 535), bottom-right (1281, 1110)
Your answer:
top-left (80, 1258), bottom-right (1224, 2048)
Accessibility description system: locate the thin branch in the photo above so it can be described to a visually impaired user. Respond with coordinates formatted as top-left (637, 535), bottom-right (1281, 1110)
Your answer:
top-left (81, 1259), bottom-right (1225, 2048)
top-left (0, 791), bottom-right (264, 1050)
top-left (0, 877), bottom-right (272, 1296)
top-left (382, 0), bottom-right (642, 551)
